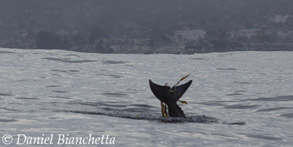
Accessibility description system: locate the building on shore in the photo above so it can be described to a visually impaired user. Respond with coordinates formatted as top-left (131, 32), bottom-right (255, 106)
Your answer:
top-left (175, 28), bottom-right (206, 42)
top-left (229, 28), bottom-right (262, 39)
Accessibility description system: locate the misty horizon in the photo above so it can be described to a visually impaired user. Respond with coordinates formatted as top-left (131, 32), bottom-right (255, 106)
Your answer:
top-left (1, 0), bottom-right (293, 53)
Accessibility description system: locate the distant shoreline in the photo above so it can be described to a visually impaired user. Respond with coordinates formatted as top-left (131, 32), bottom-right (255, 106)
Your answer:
top-left (1, 46), bottom-right (293, 55)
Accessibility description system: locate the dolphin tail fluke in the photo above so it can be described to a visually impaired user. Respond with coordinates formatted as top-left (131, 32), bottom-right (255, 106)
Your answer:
top-left (149, 79), bottom-right (192, 118)
top-left (149, 80), bottom-right (171, 104)
top-left (149, 80), bottom-right (192, 103)
top-left (172, 80), bottom-right (192, 102)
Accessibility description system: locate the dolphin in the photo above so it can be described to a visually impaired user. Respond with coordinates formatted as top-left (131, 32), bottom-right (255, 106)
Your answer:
top-left (149, 80), bottom-right (192, 118)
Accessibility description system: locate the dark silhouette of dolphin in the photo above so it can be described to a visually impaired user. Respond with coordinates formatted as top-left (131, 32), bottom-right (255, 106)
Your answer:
top-left (149, 80), bottom-right (192, 118)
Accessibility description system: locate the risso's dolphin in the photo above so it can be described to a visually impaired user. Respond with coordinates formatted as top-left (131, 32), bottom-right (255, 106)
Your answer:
top-left (149, 80), bottom-right (192, 118)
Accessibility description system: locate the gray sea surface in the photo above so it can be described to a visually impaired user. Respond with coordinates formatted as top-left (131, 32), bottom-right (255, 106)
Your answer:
top-left (0, 48), bottom-right (293, 146)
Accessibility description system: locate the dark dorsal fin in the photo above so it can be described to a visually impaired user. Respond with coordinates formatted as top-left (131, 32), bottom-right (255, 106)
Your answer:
top-left (149, 80), bottom-right (192, 104)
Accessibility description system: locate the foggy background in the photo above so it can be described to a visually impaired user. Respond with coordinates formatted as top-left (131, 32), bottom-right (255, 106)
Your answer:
top-left (1, 0), bottom-right (293, 53)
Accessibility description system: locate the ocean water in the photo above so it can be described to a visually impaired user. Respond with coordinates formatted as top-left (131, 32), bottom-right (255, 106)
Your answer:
top-left (0, 48), bottom-right (292, 146)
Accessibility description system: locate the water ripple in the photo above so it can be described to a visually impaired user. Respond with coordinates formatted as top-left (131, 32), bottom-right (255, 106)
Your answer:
top-left (51, 70), bottom-right (80, 73)
top-left (225, 104), bottom-right (260, 109)
top-left (243, 95), bottom-right (293, 102)
top-left (0, 93), bottom-right (13, 97)
top-left (49, 96), bottom-right (71, 99)
top-left (130, 104), bottom-right (157, 108)
top-left (58, 109), bottom-right (219, 123)
top-left (280, 113), bottom-right (293, 118)
top-left (197, 102), bottom-right (226, 106)
top-left (198, 101), bottom-right (237, 106)
top-left (226, 92), bottom-right (243, 96)
top-left (0, 107), bottom-right (20, 112)
top-left (189, 57), bottom-right (205, 61)
top-left (0, 119), bottom-right (18, 123)
top-left (43, 57), bottom-right (98, 63)
top-left (243, 134), bottom-right (282, 141)
top-left (102, 92), bottom-right (128, 97)
top-left (74, 101), bottom-right (128, 108)
top-left (52, 90), bottom-right (67, 94)
top-left (46, 85), bottom-right (60, 88)
top-left (95, 73), bottom-right (123, 79)
top-left (61, 101), bottom-right (221, 123)
top-left (256, 107), bottom-right (293, 112)
top-left (0, 51), bottom-right (14, 54)
top-left (16, 97), bottom-right (39, 100)
top-left (216, 68), bottom-right (238, 71)
top-left (233, 81), bottom-right (251, 85)
top-left (102, 60), bottom-right (127, 64)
